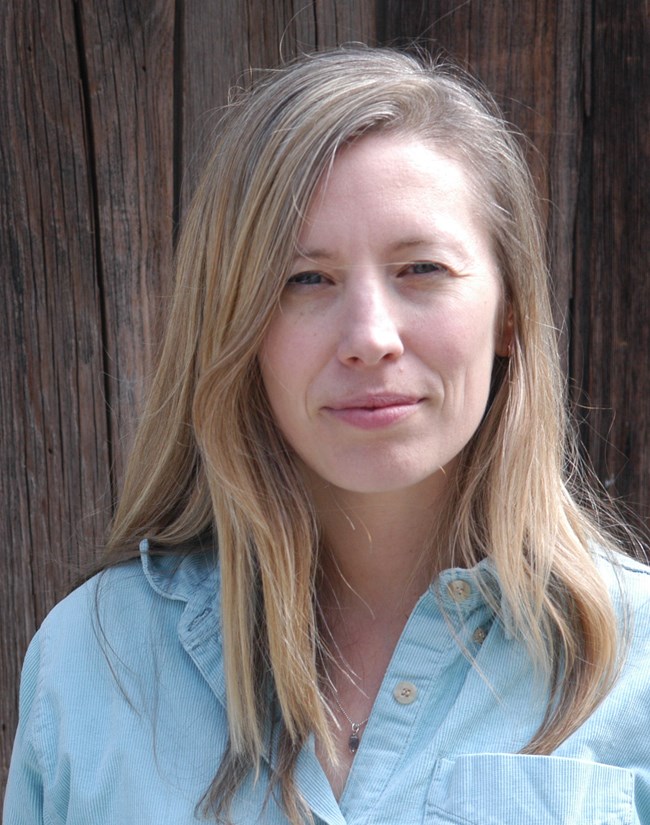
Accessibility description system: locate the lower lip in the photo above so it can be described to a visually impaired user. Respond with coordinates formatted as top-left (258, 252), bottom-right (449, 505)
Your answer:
top-left (324, 402), bottom-right (421, 430)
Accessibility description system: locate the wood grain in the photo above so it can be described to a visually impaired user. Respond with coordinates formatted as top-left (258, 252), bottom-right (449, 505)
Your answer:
top-left (571, 0), bottom-right (649, 518)
top-left (1, 0), bottom-right (110, 776)
top-left (74, 0), bottom-right (176, 488)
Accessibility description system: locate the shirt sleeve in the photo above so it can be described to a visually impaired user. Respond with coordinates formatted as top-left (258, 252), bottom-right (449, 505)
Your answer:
top-left (3, 632), bottom-right (46, 825)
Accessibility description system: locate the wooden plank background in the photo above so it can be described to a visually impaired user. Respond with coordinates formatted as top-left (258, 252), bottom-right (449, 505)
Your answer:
top-left (1, 0), bottom-right (647, 792)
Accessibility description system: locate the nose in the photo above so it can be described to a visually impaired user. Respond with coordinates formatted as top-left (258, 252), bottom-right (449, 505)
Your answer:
top-left (336, 278), bottom-right (404, 366)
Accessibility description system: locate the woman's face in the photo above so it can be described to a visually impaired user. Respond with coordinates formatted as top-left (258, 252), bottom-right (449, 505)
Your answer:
top-left (259, 133), bottom-right (509, 498)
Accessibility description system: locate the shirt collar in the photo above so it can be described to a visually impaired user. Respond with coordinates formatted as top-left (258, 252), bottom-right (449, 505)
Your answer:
top-left (433, 557), bottom-right (517, 639)
top-left (140, 537), bottom-right (515, 640)
top-left (139, 537), bottom-right (219, 602)
top-left (140, 538), bottom-right (228, 702)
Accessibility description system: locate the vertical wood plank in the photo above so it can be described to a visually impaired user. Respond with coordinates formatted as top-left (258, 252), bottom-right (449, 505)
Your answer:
top-left (0, 0), bottom-right (110, 781)
top-left (572, 0), bottom-right (648, 519)
top-left (75, 0), bottom-right (176, 488)
top-left (178, 0), bottom-right (251, 217)
top-left (1, 0), bottom-right (176, 791)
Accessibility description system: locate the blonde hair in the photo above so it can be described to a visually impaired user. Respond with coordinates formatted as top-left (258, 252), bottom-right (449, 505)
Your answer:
top-left (105, 47), bottom-right (625, 822)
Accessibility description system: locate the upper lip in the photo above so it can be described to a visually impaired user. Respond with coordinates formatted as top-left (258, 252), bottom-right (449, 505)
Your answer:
top-left (324, 394), bottom-right (422, 410)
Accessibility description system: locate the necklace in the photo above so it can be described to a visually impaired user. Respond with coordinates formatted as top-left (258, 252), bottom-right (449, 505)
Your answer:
top-left (330, 690), bottom-right (369, 754)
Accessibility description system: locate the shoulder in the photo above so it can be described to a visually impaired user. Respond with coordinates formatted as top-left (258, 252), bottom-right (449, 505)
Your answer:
top-left (32, 559), bottom-right (177, 680)
top-left (4, 562), bottom-right (154, 819)
top-left (583, 549), bottom-right (650, 721)
top-left (4, 549), bottom-right (227, 823)
top-left (591, 549), bottom-right (650, 667)
top-left (555, 551), bottom-right (650, 811)
top-left (33, 547), bottom-right (222, 698)
top-left (44, 559), bottom-right (156, 637)
top-left (17, 545), bottom-right (222, 740)
top-left (40, 544), bottom-right (221, 653)
top-left (17, 560), bottom-right (190, 744)
top-left (593, 548), bottom-right (650, 616)
top-left (612, 551), bottom-right (650, 589)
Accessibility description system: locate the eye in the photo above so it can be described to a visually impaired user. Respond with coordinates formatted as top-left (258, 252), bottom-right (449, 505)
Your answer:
top-left (402, 261), bottom-right (448, 276)
top-left (286, 271), bottom-right (327, 286)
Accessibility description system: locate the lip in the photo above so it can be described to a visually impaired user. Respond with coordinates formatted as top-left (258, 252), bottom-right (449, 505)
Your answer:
top-left (323, 394), bottom-right (422, 430)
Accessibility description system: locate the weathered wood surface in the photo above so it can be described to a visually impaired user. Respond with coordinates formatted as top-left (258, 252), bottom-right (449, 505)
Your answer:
top-left (571, 0), bottom-right (649, 514)
top-left (1, 0), bottom-right (647, 792)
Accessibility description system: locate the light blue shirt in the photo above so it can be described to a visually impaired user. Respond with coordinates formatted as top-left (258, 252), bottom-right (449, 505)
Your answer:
top-left (5, 541), bottom-right (650, 824)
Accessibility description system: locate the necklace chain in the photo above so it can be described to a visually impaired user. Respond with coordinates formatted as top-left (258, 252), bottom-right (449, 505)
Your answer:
top-left (330, 690), bottom-right (369, 754)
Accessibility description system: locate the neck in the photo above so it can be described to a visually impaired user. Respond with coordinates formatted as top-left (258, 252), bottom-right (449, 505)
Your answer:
top-left (310, 472), bottom-right (453, 621)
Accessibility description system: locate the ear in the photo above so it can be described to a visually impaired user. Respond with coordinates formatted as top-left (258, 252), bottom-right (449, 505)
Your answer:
top-left (495, 303), bottom-right (515, 357)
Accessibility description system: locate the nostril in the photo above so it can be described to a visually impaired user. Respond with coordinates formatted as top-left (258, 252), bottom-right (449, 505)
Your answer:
top-left (338, 335), bottom-right (404, 365)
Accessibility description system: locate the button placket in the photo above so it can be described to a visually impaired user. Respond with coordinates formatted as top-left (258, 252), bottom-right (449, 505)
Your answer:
top-left (338, 591), bottom-right (454, 811)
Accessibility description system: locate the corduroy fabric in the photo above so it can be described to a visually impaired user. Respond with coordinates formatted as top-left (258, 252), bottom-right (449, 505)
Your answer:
top-left (4, 542), bottom-right (650, 824)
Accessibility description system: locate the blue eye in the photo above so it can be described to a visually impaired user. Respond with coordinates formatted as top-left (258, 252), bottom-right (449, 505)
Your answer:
top-left (287, 271), bottom-right (325, 286)
top-left (406, 262), bottom-right (445, 275)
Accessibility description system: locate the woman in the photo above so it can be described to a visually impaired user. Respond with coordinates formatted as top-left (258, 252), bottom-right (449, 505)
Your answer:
top-left (5, 47), bottom-right (650, 824)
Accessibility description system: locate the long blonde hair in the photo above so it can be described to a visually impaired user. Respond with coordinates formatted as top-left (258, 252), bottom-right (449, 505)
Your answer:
top-left (105, 47), bottom-right (625, 822)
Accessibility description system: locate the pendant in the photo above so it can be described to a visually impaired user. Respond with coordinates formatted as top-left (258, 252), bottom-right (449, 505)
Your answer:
top-left (348, 723), bottom-right (361, 754)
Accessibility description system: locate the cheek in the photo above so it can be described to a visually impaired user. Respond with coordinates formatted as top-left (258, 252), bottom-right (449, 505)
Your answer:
top-left (416, 300), bottom-right (499, 372)
top-left (258, 318), bottom-right (314, 409)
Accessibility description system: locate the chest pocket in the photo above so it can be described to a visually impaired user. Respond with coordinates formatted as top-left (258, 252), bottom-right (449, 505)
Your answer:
top-left (425, 753), bottom-right (635, 825)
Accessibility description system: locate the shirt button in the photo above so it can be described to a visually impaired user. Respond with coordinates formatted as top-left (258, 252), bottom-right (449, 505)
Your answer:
top-left (447, 579), bottom-right (472, 602)
top-left (472, 626), bottom-right (487, 645)
top-left (393, 681), bottom-right (418, 704)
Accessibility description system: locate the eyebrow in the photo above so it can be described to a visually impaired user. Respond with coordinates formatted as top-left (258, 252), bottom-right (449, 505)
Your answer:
top-left (293, 247), bottom-right (336, 263)
top-left (293, 237), bottom-right (467, 263)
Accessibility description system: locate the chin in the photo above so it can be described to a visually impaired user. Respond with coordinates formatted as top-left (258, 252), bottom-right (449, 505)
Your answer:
top-left (302, 458), bottom-right (453, 499)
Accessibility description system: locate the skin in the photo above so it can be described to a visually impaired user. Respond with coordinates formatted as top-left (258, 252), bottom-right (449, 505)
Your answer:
top-left (258, 132), bottom-right (510, 796)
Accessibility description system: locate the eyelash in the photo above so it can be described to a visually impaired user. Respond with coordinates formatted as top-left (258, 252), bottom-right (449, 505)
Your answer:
top-left (286, 262), bottom-right (447, 286)
top-left (286, 271), bottom-right (328, 286)
top-left (403, 262), bottom-right (446, 276)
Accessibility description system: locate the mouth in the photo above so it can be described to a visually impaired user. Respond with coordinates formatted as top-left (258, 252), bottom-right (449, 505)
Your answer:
top-left (326, 394), bottom-right (421, 411)
top-left (323, 395), bottom-right (422, 429)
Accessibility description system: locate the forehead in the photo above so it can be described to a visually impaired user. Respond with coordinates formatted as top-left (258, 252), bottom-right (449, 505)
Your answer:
top-left (296, 133), bottom-right (493, 260)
